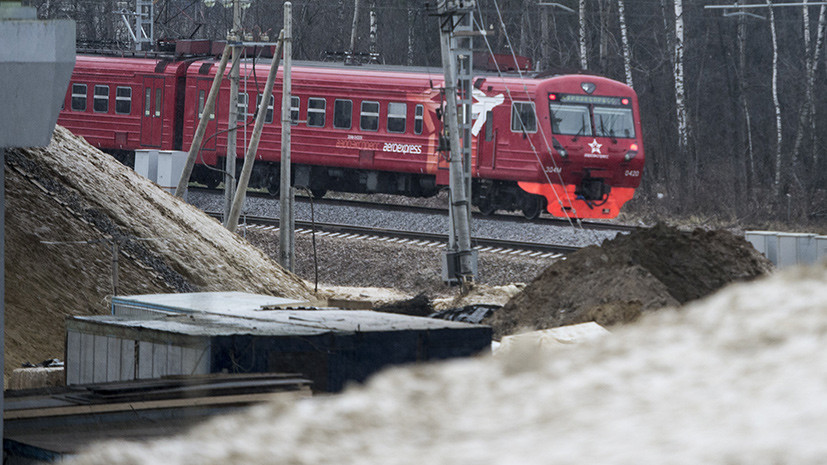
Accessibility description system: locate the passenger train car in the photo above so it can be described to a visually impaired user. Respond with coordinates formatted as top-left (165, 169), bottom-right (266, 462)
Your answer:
top-left (58, 52), bottom-right (644, 219)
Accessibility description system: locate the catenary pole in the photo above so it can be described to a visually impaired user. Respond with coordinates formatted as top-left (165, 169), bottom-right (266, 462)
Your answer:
top-left (226, 31), bottom-right (284, 233)
top-left (439, 19), bottom-right (475, 284)
top-left (175, 45), bottom-right (232, 198)
top-left (279, 1), bottom-right (294, 270)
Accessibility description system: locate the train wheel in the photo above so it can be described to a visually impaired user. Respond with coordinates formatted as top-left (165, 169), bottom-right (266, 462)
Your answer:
top-left (266, 171), bottom-right (280, 196)
top-left (478, 199), bottom-right (496, 216)
top-left (204, 176), bottom-right (220, 190)
top-left (521, 196), bottom-right (543, 220)
top-left (311, 188), bottom-right (327, 199)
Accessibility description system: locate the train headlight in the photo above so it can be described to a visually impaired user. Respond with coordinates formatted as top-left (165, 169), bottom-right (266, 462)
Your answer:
top-left (624, 143), bottom-right (639, 161)
top-left (552, 137), bottom-right (568, 158)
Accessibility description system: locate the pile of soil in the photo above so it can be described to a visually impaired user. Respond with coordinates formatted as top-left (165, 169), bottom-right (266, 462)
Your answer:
top-left (4, 126), bottom-right (314, 379)
top-left (486, 224), bottom-right (774, 339)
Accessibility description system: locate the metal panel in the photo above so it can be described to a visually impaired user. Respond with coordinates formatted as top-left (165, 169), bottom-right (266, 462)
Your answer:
top-left (134, 149), bottom-right (158, 182)
top-left (182, 345), bottom-right (210, 376)
top-left (818, 236), bottom-right (827, 262)
top-left (79, 334), bottom-right (95, 384)
top-left (167, 344), bottom-right (183, 375)
top-left (92, 335), bottom-right (109, 383)
top-left (120, 339), bottom-right (135, 380)
top-left (106, 336), bottom-right (122, 382)
top-left (66, 331), bottom-right (81, 385)
top-left (152, 343), bottom-right (168, 378)
top-left (778, 234), bottom-right (799, 268)
top-left (798, 235), bottom-right (819, 265)
top-left (778, 233), bottom-right (817, 267)
top-left (138, 341), bottom-right (154, 379)
top-left (745, 231), bottom-right (778, 264)
top-left (156, 150), bottom-right (188, 194)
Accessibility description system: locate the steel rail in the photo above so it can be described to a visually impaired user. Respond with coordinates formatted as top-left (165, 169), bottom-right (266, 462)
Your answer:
top-left (208, 212), bottom-right (580, 257)
top-left (190, 186), bottom-right (638, 232)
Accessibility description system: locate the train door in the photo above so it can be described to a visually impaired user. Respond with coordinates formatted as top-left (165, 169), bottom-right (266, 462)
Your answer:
top-left (476, 110), bottom-right (496, 170)
top-left (140, 76), bottom-right (164, 147)
top-left (195, 78), bottom-right (218, 151)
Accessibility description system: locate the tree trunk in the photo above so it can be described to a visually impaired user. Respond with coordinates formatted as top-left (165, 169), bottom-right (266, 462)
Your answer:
top-left (768, 1), bottom-right (783, 197)
top-left (674, 0), bottom-right (688, 152)
top-left (812, 5), bottom-right (826, 167)
top-left (350, 0), bottom-right (361, 54)
top-left (540, 7), bottom-right (550, 70)
top-left (579, 0), bottom-right (588, 70)
top-left (617, 0), bottom-right (633, 88)
top-left (599, 0), bottom-right (610, 70)
top-left (407, 1), bottom-right (415, 66)
top-left (792, 4), bottom-right (826, 184)
top-left (737, 11), bottom-right (756, 187)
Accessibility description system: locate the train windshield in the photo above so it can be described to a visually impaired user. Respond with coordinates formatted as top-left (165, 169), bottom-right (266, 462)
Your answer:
top-left (594, 106), bottom-right (635, 138)
top-left (549, 97), bottom-right (636, 139)
top-left (550, 104), bottom-right (592, 137)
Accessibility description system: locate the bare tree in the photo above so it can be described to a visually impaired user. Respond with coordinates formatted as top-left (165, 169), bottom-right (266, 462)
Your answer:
top-left (617, 0), bottom-right (633, 88)
top-left (791, 3), bottom-right (827, 187)
top-left (579, 0), bottom-right (588, 69)
top-left (767, 1), bottom-right (782, 197)
top-left (673, 0), bottom-right (688, 152)
top-left (736, 10), bottom-right (756, 187)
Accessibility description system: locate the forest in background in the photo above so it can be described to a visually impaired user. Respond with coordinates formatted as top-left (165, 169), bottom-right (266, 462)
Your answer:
top-left (25, 0), bottom-right (827, 226)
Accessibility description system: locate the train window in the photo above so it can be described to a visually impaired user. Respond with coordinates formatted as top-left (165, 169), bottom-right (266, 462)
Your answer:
top-left (256, 94), bottom-right (274, 123)
top-left (549, 103), bottom-right (592, 137)
top-left (308, 97), bottom-right (326, 127)
top-left (593, 106), bottom-right (635, 138)
top-left (387, 102), bottom-right (406, 133)
top-left (93, 85), bottom-right (109, 113)
top-left (145, 88), bottom-right (151, 116)
top-left (333, 99), bottom-right (352, 129)
top-left (237, 92), bottom-right (249, 120)
top-left (115, 87), bottom-right (132, 114)
top-left (71, 83), bottom-right (87, 112)
top-left (290, 96), bottom-right (300, 125)
top-left (414, 105), bottom-right (424, 134)
top-left (360, 101), bottom-right (379, 131)
top-left (511, 102), bottom-right (537, 133)
top-left (154, 88), bottom-right (162, 117)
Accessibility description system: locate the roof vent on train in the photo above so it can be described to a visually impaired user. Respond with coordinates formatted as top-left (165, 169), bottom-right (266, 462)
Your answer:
top-left (581, 82), bottom-right (596, 94)
top-left (199, 63), bottom-right (213, 74)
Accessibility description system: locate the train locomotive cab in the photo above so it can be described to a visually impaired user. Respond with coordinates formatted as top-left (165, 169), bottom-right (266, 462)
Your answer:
top-left (516, 75), bottom-right (644, 220)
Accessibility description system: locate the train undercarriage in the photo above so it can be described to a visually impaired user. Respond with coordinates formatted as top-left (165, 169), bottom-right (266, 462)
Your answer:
top-left (190, 158), bottom-right (548, 219)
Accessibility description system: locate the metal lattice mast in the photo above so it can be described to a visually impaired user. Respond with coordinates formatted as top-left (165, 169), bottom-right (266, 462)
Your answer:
top-left (135, 0), bottom-right (153, 50)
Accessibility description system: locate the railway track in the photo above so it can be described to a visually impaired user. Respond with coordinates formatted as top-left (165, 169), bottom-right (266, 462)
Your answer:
top-left (191, 186), bottom-right (638, 233)
top-left (209, 212), bottom-right (579, 260)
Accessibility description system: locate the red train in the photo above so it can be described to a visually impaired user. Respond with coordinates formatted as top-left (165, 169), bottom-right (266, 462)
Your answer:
top-left (58, 53), bottom-right (644, 219)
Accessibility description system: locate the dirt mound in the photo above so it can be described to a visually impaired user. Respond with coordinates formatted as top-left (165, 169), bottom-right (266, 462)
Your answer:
top-left (4, 126), bottom-right (314, 379)
top-left (486, 224), bottom-right (774, 339)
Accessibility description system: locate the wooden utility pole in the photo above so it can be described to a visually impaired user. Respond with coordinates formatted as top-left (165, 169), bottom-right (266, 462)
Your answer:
top-left (175, 45), bottom-right (232, 198)
top-left (279, 1), bottom-right (294, 270)
top-left (224, 0), bottom-right (242, 226)
top-left (226, 31), bottom-right (284, 233)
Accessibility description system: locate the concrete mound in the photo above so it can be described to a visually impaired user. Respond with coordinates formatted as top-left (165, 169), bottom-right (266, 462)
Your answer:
top-left (4, 126), bottom-right (313, 379)
top-left (486, 223), bottom-right (774, 339)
